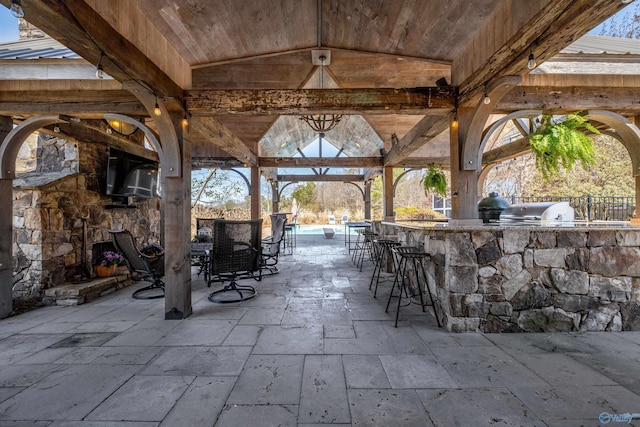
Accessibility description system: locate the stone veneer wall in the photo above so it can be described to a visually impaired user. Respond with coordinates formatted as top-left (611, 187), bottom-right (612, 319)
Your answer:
top-left (377, 222), bottom-right (640, 333)
top-left (12, 134), bottom-right (160, 301)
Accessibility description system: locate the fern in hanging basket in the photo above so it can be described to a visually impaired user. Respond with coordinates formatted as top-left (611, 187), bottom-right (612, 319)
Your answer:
top-left (529, 113), bottom-right (599, 180)
top-left (422, 165), bottom-right (447, 198)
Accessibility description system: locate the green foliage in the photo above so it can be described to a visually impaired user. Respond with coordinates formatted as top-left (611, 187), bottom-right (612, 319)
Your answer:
top-left (528, 114), bottom-right (599, 180)
top-left (291, 182), bottom-right (316, 207)
top-left (422, 165), bottom-right (447, 197)
top-left (523, 134), bottom-right (635, 197)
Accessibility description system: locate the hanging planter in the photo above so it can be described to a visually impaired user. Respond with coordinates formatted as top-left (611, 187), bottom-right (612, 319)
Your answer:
top-left (528, 113), bottom-right (599, 180)
top-left (422, 165), bottom-right (447, 198)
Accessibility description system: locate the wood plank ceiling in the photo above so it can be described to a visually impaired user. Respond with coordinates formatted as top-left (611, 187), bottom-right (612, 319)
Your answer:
top-left (0, 0), bottom-right (629, 172)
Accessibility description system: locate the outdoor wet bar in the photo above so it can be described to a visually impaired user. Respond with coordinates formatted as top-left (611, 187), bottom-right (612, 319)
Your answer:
top-left (376, 220), bottom-right (640, 333)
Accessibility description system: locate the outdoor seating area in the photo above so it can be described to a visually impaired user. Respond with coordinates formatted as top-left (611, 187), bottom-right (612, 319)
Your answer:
top-left (2, 233), bottom-right (640, 425)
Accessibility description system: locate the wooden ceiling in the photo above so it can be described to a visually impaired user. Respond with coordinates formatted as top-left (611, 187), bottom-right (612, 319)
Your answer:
top-left (0, 0), bottom-right (630, 172)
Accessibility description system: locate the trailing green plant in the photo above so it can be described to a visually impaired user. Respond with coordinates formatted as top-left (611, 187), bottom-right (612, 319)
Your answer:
top-left (528, 113), bottom-right (599, 180)
top-left (422, 165), bottom-right (447, 198)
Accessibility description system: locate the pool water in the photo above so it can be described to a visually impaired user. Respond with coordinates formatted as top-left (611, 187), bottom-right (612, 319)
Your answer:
top-left (295, 224), bottom-right (344, 235)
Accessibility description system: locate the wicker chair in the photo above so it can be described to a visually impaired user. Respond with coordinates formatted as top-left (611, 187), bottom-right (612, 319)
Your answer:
top-left (108, 229), bottom-right (165, 300)
top-left (261, 214), bottom-right (286, 275)
top-left (207, 219), bottom-right (263, 303)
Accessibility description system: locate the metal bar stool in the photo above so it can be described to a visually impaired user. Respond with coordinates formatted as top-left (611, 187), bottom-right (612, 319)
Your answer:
top-left (369, 238), bottom-right (400, 298)
top-left (386, 246), bottom-right (442, 327)
top-left (351, 228), bottom-right (367, 264)
top-left (356, 230), bottom-right (377, 271)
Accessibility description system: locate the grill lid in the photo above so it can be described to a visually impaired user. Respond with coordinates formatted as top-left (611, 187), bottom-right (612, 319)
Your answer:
top-left (499, 202), bottom-right (575, 222)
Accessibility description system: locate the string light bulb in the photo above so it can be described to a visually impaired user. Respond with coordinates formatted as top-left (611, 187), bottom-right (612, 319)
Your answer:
top-left (527, 50), bottom-right (537, 70)
top-left (153, 97), bottom-right (161, 116)
top-left (483, 93), bottom-right (491, 105)
top-left (95, 53), bottom-right (104, 79)
top-left (10, 0), bottom-right (24, 18)
top-left (53, 125), bottom-right (61, 133)
top-left (181, 111), bottom-right (189, 128)
top-left (451, 111), bottom-right (458, 130)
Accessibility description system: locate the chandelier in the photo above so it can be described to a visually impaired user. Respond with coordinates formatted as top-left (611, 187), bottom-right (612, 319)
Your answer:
top-left (299, 54), bottom-right (343, 132)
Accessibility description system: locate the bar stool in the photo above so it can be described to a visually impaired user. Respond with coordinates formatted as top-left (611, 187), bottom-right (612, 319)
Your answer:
top-left (369, 238), bottom-right (400, 298)
top-left (351, 228), bottom-right (367, 264)
top-left (356, 230), bottom-right (377, 271)
top-left (386, 246), bottom-right (442, 327)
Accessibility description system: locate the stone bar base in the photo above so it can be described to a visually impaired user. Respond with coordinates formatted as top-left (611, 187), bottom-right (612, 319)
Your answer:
top-left (376, 221), bottom-right (640, 333)
top-left (43, 274), bottom-right (132, 306)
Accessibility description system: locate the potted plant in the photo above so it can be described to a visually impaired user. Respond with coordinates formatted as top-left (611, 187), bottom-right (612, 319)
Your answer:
top-left (94, 250), bottom-right (125, 278)
top-left (422, 165), bottom-right (447, 198)
top-left (529, 113), bottom-right (599, 180)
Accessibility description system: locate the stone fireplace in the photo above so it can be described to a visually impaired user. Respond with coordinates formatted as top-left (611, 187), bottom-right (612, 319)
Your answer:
top-left (12, 132), bottom-right (160, 303)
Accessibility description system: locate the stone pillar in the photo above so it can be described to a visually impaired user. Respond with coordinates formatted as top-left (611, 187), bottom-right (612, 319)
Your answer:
top-left (383, 166), bottom-right (394, 221)
top-left (364, 181), bottom-right (372, 220)
top-left (449, 109), bottom-right (480, 221)
top-left (251, 167), bottom-right (260, 219)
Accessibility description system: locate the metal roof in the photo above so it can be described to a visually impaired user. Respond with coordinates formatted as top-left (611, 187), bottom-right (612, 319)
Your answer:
top-left (0, 37), bottom-right (80, 59)
top-left (560, 34), bottom-right (640, 55)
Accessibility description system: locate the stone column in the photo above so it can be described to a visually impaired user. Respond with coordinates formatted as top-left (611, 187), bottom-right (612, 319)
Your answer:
top-left (383, 166), bottom-right (394, 221)
top-left (251, 166), bottom-right (260, 220)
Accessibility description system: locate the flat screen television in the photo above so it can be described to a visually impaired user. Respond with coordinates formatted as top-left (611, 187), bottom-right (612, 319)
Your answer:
top-left (106, 148), bottom-right (159, 198)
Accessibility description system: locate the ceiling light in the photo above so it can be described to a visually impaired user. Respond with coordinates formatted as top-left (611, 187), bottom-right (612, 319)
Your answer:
top-left (53, 125), bottom-right (60, 133)
top-left (182, 112), bottom-right (189, 128)
top-left (154, 97), bottom-right (161, 116)
top-left (10, 0), bottom-right (24, 19)
top-left (483, 94), bottom-right (491, 105)
top-left (300, 53), bottom-right (343, 132)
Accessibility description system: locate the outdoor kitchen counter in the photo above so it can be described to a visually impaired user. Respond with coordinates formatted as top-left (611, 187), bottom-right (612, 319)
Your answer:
top-left (375, 221), bottom-right (640, 333)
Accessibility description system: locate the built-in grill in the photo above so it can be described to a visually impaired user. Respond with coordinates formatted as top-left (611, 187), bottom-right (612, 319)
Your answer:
top-left (499, 201), bottom-right (575, 225)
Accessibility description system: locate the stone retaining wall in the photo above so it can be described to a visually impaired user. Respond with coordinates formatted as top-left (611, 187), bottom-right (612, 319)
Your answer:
top-left (378, 222), bottom-right (640, 332)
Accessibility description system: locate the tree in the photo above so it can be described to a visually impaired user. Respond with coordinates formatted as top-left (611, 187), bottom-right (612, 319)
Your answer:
top-left (291, 182), bottom-right (317, 209)
top-left (191, 169), bottom-right (245, 207)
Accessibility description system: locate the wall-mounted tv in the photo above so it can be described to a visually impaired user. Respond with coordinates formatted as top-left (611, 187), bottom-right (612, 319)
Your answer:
top-left (106, 148), bottom-right (159, 198)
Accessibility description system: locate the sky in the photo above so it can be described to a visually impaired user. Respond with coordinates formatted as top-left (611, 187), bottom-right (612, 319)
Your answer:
top-left (0, 5), bottom-right (18, 43)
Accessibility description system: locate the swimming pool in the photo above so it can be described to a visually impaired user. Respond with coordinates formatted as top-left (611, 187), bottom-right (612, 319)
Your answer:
top-left (295, 224), bottom-right (344, 234)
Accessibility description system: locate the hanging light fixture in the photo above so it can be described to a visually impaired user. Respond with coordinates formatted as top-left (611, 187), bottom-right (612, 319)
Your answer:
top-left (154, 96), bottom-right (162, 116)
top-left (300, 54), bottom-right (343, 132)
top-left (10, 0), bottom-right (24, 18)
top-left (95, 52), bottom-right (105, 79)
top-left (483, 85), bottom-right (491, 105)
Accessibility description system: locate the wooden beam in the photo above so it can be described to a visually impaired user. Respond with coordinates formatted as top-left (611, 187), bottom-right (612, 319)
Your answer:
top-left (277, 174), bottom-right (364, 182)
top-left (260, 157), bottom-right (382, 168)
top-left (457, 0), bottom-right (627, 106)
top-left (3, 0), bottom-right (183, 101)
top-left (482, 138), bottom-right (531, 165)
top-left (383, 115), bottom-right (450, 166)
top-left (189, 116), bottom-right (258, 166)
top-left (496, 87), bottom-right (640, 113)
top-left (187, 87), bottom-right (455, 116)
top-left (0, 90), bottom-right (146, 116)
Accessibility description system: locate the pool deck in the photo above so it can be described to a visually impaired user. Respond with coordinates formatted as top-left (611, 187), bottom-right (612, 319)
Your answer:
top-left (1, 234), bottom-right (640, 426)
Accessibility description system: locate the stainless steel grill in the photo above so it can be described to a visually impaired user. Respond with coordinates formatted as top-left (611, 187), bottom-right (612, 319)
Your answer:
top-left (499, 201), bottom-right (575, 224)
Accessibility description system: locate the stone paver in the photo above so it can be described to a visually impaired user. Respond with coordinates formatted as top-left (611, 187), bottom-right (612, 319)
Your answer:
top-left (1, 234), bottom-right (640, 425)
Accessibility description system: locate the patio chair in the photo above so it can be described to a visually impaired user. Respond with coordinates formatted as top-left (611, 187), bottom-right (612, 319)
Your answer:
top-left (261, 214), bottom-right (286, 275)
top-left (207, 219), bottom-right (263, 303)
top-left (108, 229), bottom-right (165, 300)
